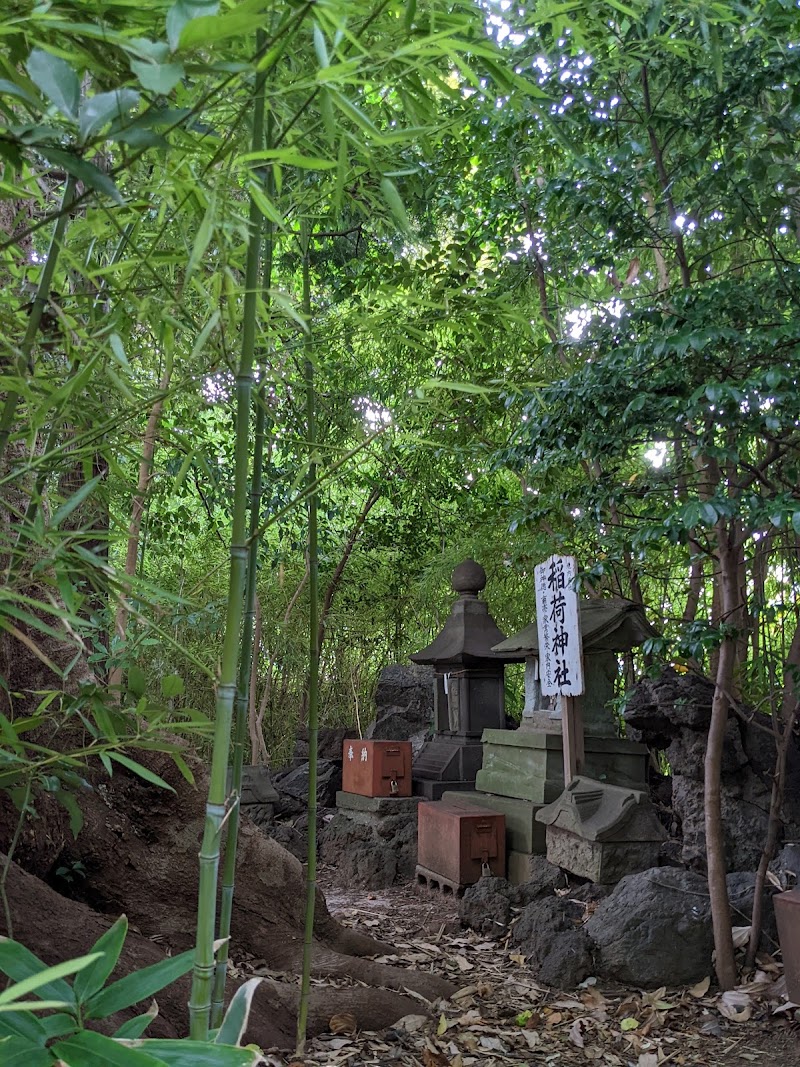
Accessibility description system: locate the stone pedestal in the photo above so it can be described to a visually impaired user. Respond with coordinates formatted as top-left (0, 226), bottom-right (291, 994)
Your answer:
top-left (319, 791), bottom-right (422, 889)
top-left (412, 737), bottom-right (486, 799)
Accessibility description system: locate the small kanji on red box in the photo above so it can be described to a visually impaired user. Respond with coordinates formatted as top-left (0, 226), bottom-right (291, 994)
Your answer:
top-left (341, 739), bottom-right (412, 797)
top-left (417, 800), bottom-right (505, 888)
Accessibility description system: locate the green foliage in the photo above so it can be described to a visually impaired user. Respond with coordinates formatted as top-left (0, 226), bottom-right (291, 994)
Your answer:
top-left (0, 918), bottom-right (264, 1066)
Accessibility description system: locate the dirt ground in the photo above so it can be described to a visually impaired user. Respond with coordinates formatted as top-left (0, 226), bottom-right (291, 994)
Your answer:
top-left (247, 870), bottom-right (800, 1067)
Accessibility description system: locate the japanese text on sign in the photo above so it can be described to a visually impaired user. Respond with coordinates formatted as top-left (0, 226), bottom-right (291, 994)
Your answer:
top-left (534, 554), bottom-right (584, 696)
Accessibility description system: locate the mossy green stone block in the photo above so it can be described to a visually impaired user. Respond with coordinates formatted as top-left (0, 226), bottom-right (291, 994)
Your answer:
top-left (475, 729), bottom-right (648, 804)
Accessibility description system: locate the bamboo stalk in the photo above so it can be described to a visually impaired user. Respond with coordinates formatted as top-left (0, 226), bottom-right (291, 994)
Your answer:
top-left (211, 101), bottom-right (276, 1027)
top-left (188, 38), bottom-right (267, 1041)
top-left (296, 221), bottom-right (319, 1056)
top-left (0, 176), bottom-right (77, 463)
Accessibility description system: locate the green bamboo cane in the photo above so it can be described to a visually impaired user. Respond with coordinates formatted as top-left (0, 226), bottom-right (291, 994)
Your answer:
top-left (210, 107), bottom-right (276, 1029)
top-left (296, 220), bottom-right (319, 1056)
top-left (209, 381), bottom-right (266, 1028)
top-left (0, 176), bottom-right (77, 463)
top-left (189, 37), bottom-right (267, 1041)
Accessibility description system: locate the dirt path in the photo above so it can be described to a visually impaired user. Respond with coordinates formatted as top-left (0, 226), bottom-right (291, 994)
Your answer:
top-left (251, 871), bottom-right (799, 1067)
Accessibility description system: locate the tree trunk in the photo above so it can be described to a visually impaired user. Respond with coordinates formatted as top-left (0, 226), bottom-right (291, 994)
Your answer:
top-left (0, 853), bottom-right (426, 1049)
top-left (0, 745), bottom-right (455, 1009)
top-left (705, 523), bottom-right (738, 990)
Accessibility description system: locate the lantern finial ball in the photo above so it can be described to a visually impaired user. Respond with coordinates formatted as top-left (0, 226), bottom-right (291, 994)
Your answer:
top-left (451, 558), bottom-right (487, 596)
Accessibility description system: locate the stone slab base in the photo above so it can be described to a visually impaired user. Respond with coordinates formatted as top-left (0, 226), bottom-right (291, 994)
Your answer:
top-left (413, 778), bottom-right (476, 800)
top-left (335, 790), bottom-right (421, 815)
top-left (416, 863), bottom-right (465, 898)
top-left (441, 791), bottom-right (547, 854)
top-left (506, 849), bottom-right (563, 885)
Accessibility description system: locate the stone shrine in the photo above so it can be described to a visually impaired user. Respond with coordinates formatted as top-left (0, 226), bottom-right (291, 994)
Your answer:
top-left (452, 597), bottom-right (655, 883)
top-left (535, 775), bottom-right (666, 883)
top-left (410, 559), bottom-right (511, 800)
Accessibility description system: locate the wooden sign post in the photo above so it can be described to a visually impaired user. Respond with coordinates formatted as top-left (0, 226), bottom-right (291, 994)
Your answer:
top-left (534, 554), bottom-right (585, 784)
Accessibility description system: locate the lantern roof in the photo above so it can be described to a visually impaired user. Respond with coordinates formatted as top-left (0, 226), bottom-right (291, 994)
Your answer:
top-left (410, 559), bottom-right (512, 667)
top-left (492, 596), bottom-right (658, 659)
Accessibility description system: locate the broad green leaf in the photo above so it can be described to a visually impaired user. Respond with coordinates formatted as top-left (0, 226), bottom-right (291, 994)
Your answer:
top-left (0, 944), bottom-right (100, 1007)
top-left (167, 0), bottom-right (220, 51)
top-left (792, 511), bottom-right (800, 536)
top-left (160, 674), bottom-right (184, 699)
top-left (39, 148), bottom-right (123, 204)
top-left (112, 1001), bottom-right (158, 1040)
top-left (215, 977), bottom-right (262, 1045)
top-left (85, 949), bottom-right (193, 1019)
top-left (73, 917), bottom-right (129, 1004)
top-left (0, 79), bottom-right (42, 108)
top-left (106, 752), bottom-right (175, 792)
top-left (127, 666), bottom-right (147, 698)
top-left (53, 1029), bottom-right (165, 1067)
top-left (178, 1), bottom-right (267, 50)
top-left (130, 61), bottom-right (184, 95)
top-left (79, 89), bottom-right (140, 144)
top-left (25, 49), bottom-right (80, 121)
top-left (134, 1039), bottom-right (264, 1065)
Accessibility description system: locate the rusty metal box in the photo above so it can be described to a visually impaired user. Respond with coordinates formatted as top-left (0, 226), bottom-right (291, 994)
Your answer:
top-left (341, 739), bottom-right (412, 797)
top-left (775, 888), bottom-right (800, 1004)
top-left (417, 800), bottom-right (505, 887)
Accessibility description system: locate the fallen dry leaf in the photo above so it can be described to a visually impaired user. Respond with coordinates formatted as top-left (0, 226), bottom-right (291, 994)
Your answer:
top-left (717, 990), bottom-right (753, 1022)
top-left (688, 976), bottom-right (711, 998)
top-left (328, 1012), bottom-right (357, 1035)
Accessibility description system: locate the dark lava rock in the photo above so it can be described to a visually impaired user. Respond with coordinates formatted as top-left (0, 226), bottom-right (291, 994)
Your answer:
top-left (459, 876), bottom-right (514, 937)
top-left (512, 896), bottom-right (592, 988)
top-left (274, 758), bottom-right (341, 808)
top-left (585, 867), bottom-right (713, 987)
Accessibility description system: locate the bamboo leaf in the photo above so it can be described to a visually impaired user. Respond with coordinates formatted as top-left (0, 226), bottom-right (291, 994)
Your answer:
top-left (106, 752), bottom-right (176, 792)
top-left (52, 1029), bottom-right (165, 1066)
top-left (214, 978), bottom-right (262, 1045)
top-left (53, 787), bottom-right (84, 839)
top-left (73, 917), bottom-right (129, 1004)
top-left (85, 949), bottom-right (194, 1019)
top-left (113, 1000), bottom-right (158, 1039)
top-left (25, 49), bottom-right (80, 121)
top-left (50, 473), bottom-right (103, 529)
top-left (380, 176), bottom-right (410, 230)
top-left (0, 942), bottom-right (99, 1006)
top-left (185, 198), bottom-right (216, 285)
top-left (130, 1039), bottom-right (264, 1065)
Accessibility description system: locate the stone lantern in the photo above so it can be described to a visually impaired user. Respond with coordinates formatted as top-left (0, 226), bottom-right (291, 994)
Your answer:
top-left (410, 559), bottom-right (514, 800)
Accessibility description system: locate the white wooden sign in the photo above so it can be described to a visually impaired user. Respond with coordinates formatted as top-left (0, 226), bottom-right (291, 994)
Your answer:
top-left (534, 554), bottom-right (584, 696)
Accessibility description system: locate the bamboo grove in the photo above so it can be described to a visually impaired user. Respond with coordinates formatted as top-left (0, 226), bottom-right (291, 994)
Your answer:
top-left (0, 0), bottom-right (799, 1054)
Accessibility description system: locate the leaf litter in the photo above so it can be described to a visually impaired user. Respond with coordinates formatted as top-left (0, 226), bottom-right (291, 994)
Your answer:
top-left (245, 873), bottom-right (800, 1067)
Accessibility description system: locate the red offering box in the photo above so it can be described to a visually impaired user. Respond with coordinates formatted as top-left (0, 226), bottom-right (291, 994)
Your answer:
top-left (417, 800), bottom-right (505, 886)
top-left (341, 739), bottom-right (412, 797)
